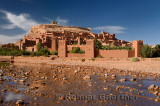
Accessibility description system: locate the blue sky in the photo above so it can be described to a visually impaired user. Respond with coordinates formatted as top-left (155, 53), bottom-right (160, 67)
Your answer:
top-left (0, 0), bottom-right (160, 45)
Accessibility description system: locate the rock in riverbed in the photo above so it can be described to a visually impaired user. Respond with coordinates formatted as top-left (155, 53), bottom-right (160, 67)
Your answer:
top-left (148, 84), bottom-right (155, 90)
top-left (83, 75), bottom-right (91, 80)
top-left (130, 78), bottom-right (136, 81)
top-left (15, 99), bottom-right (24, 105)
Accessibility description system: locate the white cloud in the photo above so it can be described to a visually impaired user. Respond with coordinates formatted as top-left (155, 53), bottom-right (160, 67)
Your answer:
top-left (43, 17), bottom-right (53, 22)
top-left (0, 33), bottom-right (27, 44)
top-left (0, 10), bottom-right (39, 31)
top-left (93, 26), bottom-right (127, 34)
top-left (0, 10), bottom-right (69, 44)
top-left (1, 24), bottom-right (17, 29)
top-left (56, 17), bottom-right (68, 26)
top-left (0, 10), bottom-right (40, 44)
top-left (43, 17), bottom-right (69, 26)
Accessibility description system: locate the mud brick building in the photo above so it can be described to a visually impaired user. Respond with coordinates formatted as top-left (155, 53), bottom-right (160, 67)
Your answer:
top-left (15, 21), bottom-right (143, 58)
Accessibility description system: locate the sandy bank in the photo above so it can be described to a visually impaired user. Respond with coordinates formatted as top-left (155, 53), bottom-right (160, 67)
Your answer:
top-left (12, 56), bottom-right (160, 74)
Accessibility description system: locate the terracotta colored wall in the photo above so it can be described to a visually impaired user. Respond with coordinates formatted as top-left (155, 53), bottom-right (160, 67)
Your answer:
top-left (67, 53), bottom-right (85, 57)
top-left (99, 50), bottom-right (130, 58)
top-left (128, 50), bottom-right (135, 57)
top-left (26, 47), bottom-right (34, 52)
top-left (132, 40), bottom-right (143, 57)
top-left (51, 38), bottom-right (57, 51)
top-left (85, 39), bottom-right (95, 58)
top-left (58, 40), bottom-right (67, 57)
top-left (0, 56), bottom-right (13, 62)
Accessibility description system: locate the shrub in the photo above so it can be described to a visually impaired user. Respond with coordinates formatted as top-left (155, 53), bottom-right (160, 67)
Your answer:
top-left (78, 50), bottom-right (85, 54)
top-left (131, 57), bottom-right (139, 62)
top-left (50, 50), bottom-right (58, 55)
top-left (96, 55), bottom-right (103, 58)
top-left (90, 58), bottom-right (95, 61)
top-left (37, 42), bottom-right (43, 51)
top-left (140, 45), bottom-right (154, 58)
top-left (73, 41), bottom-right (78, 45)
top-left (44, 53), bottom-right (50, 57)
top-left (155, 44), bottom-right (160, 50)
top-left (81, 58), bottom-right (85, 62)
top-left (69, 47), bottom-right (85, 54)
top-left (153, 44), bottom-right (160, 57)
top-left (37, 47), bottom-right (50, 56)
top-left (94, 39), bottom-right (102, 49)
top-left (30, 52), bottom-right (36, 57)
top-left (36, 42), bottom-right (51, 56)
top-left (101, 45), bottom-right (132, 50)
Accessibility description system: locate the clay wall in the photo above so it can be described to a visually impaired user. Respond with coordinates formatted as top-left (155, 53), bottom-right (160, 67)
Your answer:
top-left (99, 50), bottom-right (130, 58)
top-left (128, 50), bottom-right (135, 57)
top-left (85, 39), bottom-right (95, 58)
top-left (132, 40), bottom-right (143, 57)
top-left (58, 40), bottom-right (67, 57)
top-left (26, 47), bottom-right (34, 52)
top-left (67, 53), bottom-right (85, 57)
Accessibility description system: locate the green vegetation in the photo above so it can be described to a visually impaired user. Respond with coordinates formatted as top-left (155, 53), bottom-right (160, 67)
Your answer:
top-left (81, 58), bottom-right (85, 62)
top-left (153, 44), bottom-right (160, 57)
top-left (30, 42), bottom-right (50, 57)
top-left (73, 41), bottom-right (78, 45)
top-left (131, 57), bottom-right (139, 62)
top-left (0, 44), bottom-right (30, 56)
top-left (50, 50), bottom-right (58, 55)
top-left (90, 58), bottom-right (95, 61)
top-left (102, 45), bottom-right (132, 50)
top-left (0, 43), bottom-right (50, 57)
top-left (94, 39), bottom-right (132, 50)
top-left (140, 45), bottom-right (154, 58)
top-left (96, 55), bottom-right (103, 58)
top-left (94, 39), bottom-right (102, 49)
top-left (69, 47), bottom-right (85, 54)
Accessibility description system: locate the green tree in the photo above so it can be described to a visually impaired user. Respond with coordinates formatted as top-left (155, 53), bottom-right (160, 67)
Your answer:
top-left (94, 39), bottom-right (102, 49)
top-left (153, 44), bottom-right (160, 57)
top-left (140, 45), bottom-right (154, 58)
top-left (37, 42), bottom-right (43, 51)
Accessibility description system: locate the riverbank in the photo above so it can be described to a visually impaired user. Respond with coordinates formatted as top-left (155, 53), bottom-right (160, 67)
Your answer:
top-left (11, 56), bottom-right (160, 74)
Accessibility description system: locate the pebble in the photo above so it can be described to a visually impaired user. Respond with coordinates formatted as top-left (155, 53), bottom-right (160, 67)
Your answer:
top-left (153, 91), bottom-right (158, 95)
top-left (154, 86), bottom-right (159, 91)
top-left (120, 78), bottom-right (127, 82)
top-left (155, 98), bottom-right (159, 102)
top-left (116, 86), bottom-right (120, 90)
top-left (74, 70), bottom-right (78, 73)
top-left (104, 74), bottom-right (108, 78)
top-left (104, 87), bottom-right (108, 90)
top-left (148, 84), bottom-right (155, 90)
top-left (15, 99), bottom-right (24, 105)
top-left (62, 77), bottom-right (67, 80)
top-left (111, 74), bottom-right (116, 79)
top-left (83, 75), bottom-right (91, 80)
top-left (20, 79), bottom-right (25, 83)
top-left (130, 78), bottom-right (136, 82)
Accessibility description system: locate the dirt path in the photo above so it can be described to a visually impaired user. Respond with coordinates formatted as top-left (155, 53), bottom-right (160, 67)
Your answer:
top-left (48, 59), bottom-right (160, 74)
